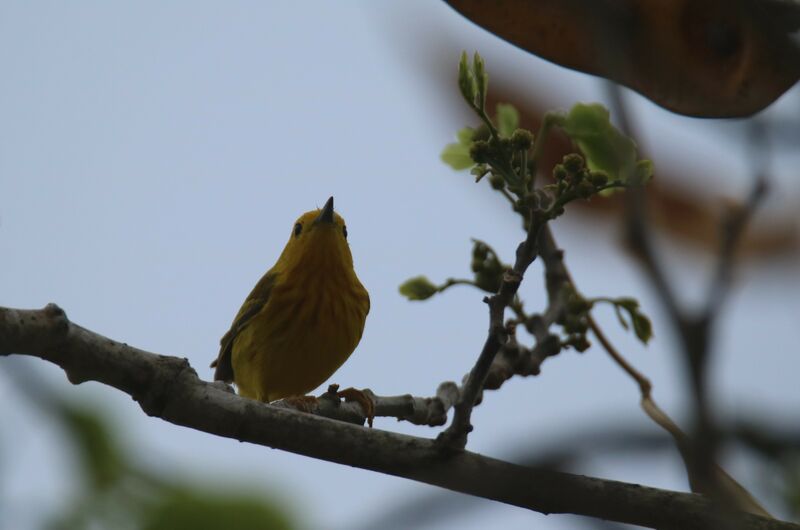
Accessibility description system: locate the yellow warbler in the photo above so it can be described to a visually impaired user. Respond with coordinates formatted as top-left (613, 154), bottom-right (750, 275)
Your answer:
top-left (211, 197), bottom-right (370, 402)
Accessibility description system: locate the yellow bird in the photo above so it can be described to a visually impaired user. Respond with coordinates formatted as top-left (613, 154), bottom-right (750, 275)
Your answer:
top-left (211, 197), bottom-right (370, 409)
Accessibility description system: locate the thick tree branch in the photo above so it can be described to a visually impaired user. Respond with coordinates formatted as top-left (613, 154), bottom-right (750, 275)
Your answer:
top-left (1, 304), bottom-right (795, 530)
top-left (355, 420), bottom-right (800, 530)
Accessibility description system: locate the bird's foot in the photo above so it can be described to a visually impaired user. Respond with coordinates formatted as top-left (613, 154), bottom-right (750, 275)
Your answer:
top-left (282, 395), bottom-right (319, 413)
top-left (336, 386), bottom-right (375, 428)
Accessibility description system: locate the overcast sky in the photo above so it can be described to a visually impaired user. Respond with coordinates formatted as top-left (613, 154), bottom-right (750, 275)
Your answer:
top-left (1, 2), bottom-right (799, 529)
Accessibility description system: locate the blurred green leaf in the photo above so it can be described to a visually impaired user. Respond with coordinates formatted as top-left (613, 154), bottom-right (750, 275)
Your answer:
top-left (458, 51), bottom-right (477, 106)
top-left (442, 127), bottom-right (478, 170)
top-left (631, 311), bottom-right (653, 344)
top-left (45, 399), bottom-right (296, 530)
top-left (611, 297), bottom-right (653, 345)
top-left (633, 159), bottom-right (654, 185)
top-left (399, 276), bottom-right (439, 300)
top-left (496, 103), bottom-right (519, 138)
top-left (441, 142), bottom-right (475, 170)
top-left (143, 488), bottom-right (293, 530)
top-left (472, 52), bottom-right (488, 109)
top-left (4, 362), bottom-right (297, 530)
top-left (471, 239), bottom-right (508, 293)
top-left (456, 126), bottom-right (476, 145)
top-left (561, 103), bottom-right (649, 183)
top-left (60, 403), bottom-right (125, 491)
top-left (612, 304), bottom-right (629, 330)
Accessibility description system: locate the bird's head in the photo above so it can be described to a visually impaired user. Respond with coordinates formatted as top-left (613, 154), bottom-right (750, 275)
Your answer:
top-left (278, 197), bottom-right (354, 272)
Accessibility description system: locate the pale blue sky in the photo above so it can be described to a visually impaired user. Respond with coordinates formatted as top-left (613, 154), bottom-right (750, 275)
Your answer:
top-left (1, 2), bottom-right (798, 529)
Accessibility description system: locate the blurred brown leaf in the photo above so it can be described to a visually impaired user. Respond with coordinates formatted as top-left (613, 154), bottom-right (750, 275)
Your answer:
top-left (444, 0), bottom-right (800, 117)
top-left (482, 84), bottom-right (800, 258)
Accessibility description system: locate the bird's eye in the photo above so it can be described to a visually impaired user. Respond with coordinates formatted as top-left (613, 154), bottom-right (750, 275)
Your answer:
top-left (342, 225), bottom-right (348, 239)
top-left (294, 223), bottom-right (302, 237)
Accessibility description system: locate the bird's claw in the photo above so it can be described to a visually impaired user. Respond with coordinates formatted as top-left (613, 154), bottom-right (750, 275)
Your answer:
top-left (337, 387), bottom-right (375, 428)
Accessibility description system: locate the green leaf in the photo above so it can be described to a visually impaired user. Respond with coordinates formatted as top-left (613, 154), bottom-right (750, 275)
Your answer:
top-left (441, 142), bottom-right (475, 170)
top-left (399, 276), bottom-right (439, 300)
top-left (143, 488), bottom-right (294, 530)
top-left (470, 239), bottom-right (507, 293)
top-left (472, 52), bottom-right (488, 110)
top-left (458, 51), bottom-right (477, 106)
top-left (60, 403), bottom-right (125, 491)
top-left (611, 297), bottom-right (653, 345)
top-left (441, 127), bottom-right (478, 170)
top-left (631, 311), bottom-right (653, 344)
top-left (615, 297), bottom-right (639, 311)
top-left (613, 304), bottom-right (629, 330)
top-left (562, 103), bottom-right (648, 182)
top-left (473, 271), bottom-right (503, 294)
top-left (633, 159), bottom-right (654, 184)
top-left (496, 103), bottom-right (519, 138)
top-left (470, 164), bottom-right (489, 182)
top-left (456, 126), bottom-right (476, 145)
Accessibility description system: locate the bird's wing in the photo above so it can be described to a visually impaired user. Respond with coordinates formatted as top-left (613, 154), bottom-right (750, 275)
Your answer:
top-left (210, 271), bottom-right (278, 382)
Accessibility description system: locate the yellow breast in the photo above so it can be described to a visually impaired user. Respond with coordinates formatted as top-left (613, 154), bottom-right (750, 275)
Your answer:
top-left (231, 272), bottom-right (369, 402)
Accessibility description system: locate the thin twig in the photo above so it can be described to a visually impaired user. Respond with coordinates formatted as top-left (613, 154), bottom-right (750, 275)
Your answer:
top-left (538, 222), bottom-right (772, 518)
top-left (588, 316), bottom-right (652, 396)
top-left (606, 81), bottom-right (773, 516)
top-left (438, 209), bottom-right (549, 449)
top-left (705, 175), bottom-right (769, 314)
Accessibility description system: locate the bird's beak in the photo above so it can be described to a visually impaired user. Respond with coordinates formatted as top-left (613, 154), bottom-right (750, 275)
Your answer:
top-left (315, 196), bottom-right (335, 224)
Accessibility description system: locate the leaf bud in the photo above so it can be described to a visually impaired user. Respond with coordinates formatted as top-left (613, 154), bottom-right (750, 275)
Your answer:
top-left (488, 172), bottom-right (505, 190)
top-left (399, 276), bottom-right (438, 301)
top-left (573, 337), bottom-right (591, 352)
top-left (472, 241), bottom-right (489, 261)
top-left (589, 170), bottom-right (608, 186)
top-left (510, 129), bottom-right (533, 151)
top-left (469, 141), bottom-right (491, 164)
top-left (458, 51), bottom-right (477, 105)
top-left (562, 153), bottom-right (584, 174)
top-left (577, 180), bottom-right (596, 198)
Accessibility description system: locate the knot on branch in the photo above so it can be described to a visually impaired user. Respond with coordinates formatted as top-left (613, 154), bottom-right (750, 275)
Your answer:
top-left (42, 303), bottom-right (71, 353)
top-left (489, 322), bottom-right (509, 346)
top-left (392, 393), bottom-right (449, 427)
top-left (501, 269), bottom-right (523, 292)
top-left (43, 302), bottom-right (69, 328)
top-left (0, 304), bottom-right (71, 357)
top-left (484, 353), bottom-right (514, 389)
top-left (135, 356), bottom-right (194, 418)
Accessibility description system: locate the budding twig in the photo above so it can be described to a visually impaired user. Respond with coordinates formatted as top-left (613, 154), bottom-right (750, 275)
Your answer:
top-left (437, 215), bottom-right (546, 450)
